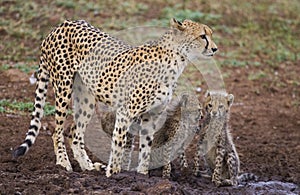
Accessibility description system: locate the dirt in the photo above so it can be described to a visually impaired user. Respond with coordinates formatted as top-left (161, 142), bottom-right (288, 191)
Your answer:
top-left (0, 56), bottom-right (299, 194)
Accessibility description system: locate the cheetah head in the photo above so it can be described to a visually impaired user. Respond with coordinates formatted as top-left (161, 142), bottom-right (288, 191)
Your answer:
top-left (204, 91), bottom-right (234, 118)
top-left (180, 94), bottom-right (203, 124)
top-left (170, 18), bottom-right (218, 59)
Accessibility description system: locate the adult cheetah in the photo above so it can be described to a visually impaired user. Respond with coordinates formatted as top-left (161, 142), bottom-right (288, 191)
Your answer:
top-left (14, 19), bottom-right (217, 177)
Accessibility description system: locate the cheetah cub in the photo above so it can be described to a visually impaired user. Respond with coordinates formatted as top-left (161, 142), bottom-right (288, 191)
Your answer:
top-left (194, 91), bottom-right (257, 186)
top-left (100, 94), bottom-right (202, 178)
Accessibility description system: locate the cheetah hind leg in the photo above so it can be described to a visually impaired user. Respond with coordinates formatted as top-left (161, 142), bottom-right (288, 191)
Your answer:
top-left (70, 74), bottom-right (106, 171)
top-left (161, 146), bottom-right (187, 178)
top-left (52, 78), bottom-right (73, 171)
top-left (193, 151), bottom-right (212, 178)
top-left (162, 140), bottom-right (172, 178)
top-left (179, 149), bottom-right (188, 169)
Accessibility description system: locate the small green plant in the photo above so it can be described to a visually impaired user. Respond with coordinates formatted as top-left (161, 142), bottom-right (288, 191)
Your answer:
top-left (55, 0), bottom-right (76, 9)
top-left (0, 64), bottom-right (10, 71)
top-left (0, 100), bottom-right (10, 113)
top-left (221, 59), bottom-right (247, 67)
top-left (248, 71), bottom-right (266, 81)
top-left (14, 63), bottom-right (38, 73)
top-left (0, 99), bottom-right (57, 116)
top-left (0, 63), bottom-right (38, 73)
top-left (0, 99), bottom-right (33, 113)
top-left (148, 6), bottom-right (221, 27)
top-left (292, 100), bottom-right (300, 108)
top-left (44, 103), bottom-right (57, 116)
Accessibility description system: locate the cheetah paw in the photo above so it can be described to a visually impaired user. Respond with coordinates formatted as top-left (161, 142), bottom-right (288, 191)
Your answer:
top-left (94, 162), bottom-right (106, 171)
top-left (56, 161), bottom-right (73, 172)
top-left (106, 166), bottom-right (121, 177)
top-left (222, 179), bottom-right (236, 186)
top-left (181, 162), bottom-right (189, 170)
top-left (137, 167), bottom-right (149, 175)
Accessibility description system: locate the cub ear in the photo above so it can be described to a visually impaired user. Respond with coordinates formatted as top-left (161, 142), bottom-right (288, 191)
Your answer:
top-left (205, 90), bottom-right (211, 98)
top-left (227, 94), bottom-right (234, 107)
top-left (170, 18), bottom-right (185, 31)
top-left (180, 94), bottom-right (189, 107)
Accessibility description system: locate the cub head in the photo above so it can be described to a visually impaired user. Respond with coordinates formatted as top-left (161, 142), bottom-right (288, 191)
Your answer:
top-left (204, 91), bottom-right (234, 118)
top-left (180, 94), bottom-right (203, 126)
top-left (170, 18), bottom-right (218, 59)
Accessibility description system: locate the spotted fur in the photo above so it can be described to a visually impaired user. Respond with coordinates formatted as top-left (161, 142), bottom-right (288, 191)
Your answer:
top-left (100, 94), bottom-right (202, 178)
top-left (194, 91), bottom-right (257, 186)
top-left (14, 19), bottom-right (217, 177)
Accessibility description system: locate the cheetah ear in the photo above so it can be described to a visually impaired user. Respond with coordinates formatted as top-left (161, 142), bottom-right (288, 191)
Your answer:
top-left (170, 18), bottom-right (185, 31)
top-left (227, 94), bottom-right (234, 107)
top-left (205, 91), bottom-right (211, 98)
top-left (180, 94), bottom-right (189, 107)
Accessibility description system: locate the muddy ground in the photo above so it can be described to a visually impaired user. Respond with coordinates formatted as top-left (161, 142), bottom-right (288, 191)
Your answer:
top-left (0, 1), bottom-right (299, 193)
top-left (0, 59), bottom-right (299, 194)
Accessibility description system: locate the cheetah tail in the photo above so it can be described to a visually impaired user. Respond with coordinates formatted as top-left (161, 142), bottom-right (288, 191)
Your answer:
top-left (238, 172), bottom-right (258, 183)
top-left (14, 63), bottom-right (49, 158)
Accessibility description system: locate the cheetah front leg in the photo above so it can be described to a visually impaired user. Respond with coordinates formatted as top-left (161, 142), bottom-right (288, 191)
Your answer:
top-left (225, 152), bottom-right (239, 186)
top-left (70, 74), bottom-right (106, 171)
top-left (194, 146), bottom-right (212, 177)
top-left (137, 109), bottom-right (167, 175)
top-left (121, 132), bottom-right (135, 171)
top-left (212, 146), bottom-right (226, 186)
top-left (137, 127), bottom-right (154, 175)
top-left (194, 131), bottom-right (207, 177)
top-left (193, 148), bottom-right (202, 176)
top-left (162, 163), bottom-right (172, 178)
top-left (179, 151), bottom-right (188, 169)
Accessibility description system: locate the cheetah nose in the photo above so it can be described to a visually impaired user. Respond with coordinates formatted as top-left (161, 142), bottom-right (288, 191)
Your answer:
top-left (212, 48), bottom-right (218, 53)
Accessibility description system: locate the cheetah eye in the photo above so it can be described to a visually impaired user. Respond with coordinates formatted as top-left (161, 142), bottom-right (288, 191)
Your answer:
top-left (200, 34), bottom-right (206, 39)
top-left (219, 105), bottom-right (224, 109)
top-left (207, 103), bottom-right (212, 108)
